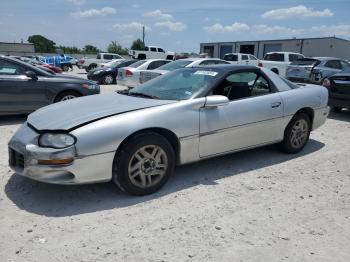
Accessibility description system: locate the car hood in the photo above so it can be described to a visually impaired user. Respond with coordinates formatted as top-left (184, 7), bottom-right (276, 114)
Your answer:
top-left (27, 93), bottom-right (175, 131)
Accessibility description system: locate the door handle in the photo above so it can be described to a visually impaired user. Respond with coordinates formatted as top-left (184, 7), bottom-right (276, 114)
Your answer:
top-left (271, 102), bottom-right (281, 108)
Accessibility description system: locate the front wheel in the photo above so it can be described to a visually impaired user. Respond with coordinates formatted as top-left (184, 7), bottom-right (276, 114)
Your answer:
top-left (102, 74), bottom-right (115, 85)
top-left (112, 132), bottom-right (175, 196)
top-left (280, 113), bottom-right (311, 154)
top-left (54, 91), bottom-right (81, 102)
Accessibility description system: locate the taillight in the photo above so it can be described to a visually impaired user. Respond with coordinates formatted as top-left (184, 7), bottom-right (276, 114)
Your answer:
top-left (126, 69), bottom-right (133, 77)
top-left (258, 62), bottom-right (263, 67)
top-left (79, 59), bottom-right (85, 64)
top-left (322, 78), bottom-right (331, 88)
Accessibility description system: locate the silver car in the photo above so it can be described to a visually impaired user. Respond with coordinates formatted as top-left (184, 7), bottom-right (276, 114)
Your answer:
top-left (8, 65), bottom-right (329, 195)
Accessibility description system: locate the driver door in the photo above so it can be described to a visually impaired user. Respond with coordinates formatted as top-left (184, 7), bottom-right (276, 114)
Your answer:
top-left (199, 69), bottom-right (284, 158)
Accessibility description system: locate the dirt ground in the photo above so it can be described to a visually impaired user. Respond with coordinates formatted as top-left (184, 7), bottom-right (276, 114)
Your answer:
top-left (0, 68), bottom-right (349, 262)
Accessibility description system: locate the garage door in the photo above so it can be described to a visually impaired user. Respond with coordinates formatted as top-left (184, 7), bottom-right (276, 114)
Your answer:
top-left (263, 44), bottom-right (282, 56)
top-left (219, 45), bottom-right (233, 59)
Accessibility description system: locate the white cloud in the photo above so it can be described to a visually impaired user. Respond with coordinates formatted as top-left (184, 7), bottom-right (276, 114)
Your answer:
top-left (311, 24), bottom-right (350, 36)
top-left (66, 0), bottom-right (86, 5)
top-left (143, 10), bottom-right (173, 20)
top-left (155, 21), bottom-right (186, 31)
top-left (204, 22), bottom-right (250, 33)
top-left (262, 5), bottom-right (333, 19)
top-left (72, 7), bottom-right (116, 18)
top-left (253, 24), bottom-right (304, 36)
top-left (113, 22), bottom-right (152, 32)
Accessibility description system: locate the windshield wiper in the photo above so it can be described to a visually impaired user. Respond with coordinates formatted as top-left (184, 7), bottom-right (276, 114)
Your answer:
top-left (128, 92), bottom-right (160, 99)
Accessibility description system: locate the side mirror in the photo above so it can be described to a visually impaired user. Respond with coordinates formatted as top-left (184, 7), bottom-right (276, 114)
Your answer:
top-left (205, 95), bottom-right (229, 108)
top-left (25, 71), bottom-right (38, 80)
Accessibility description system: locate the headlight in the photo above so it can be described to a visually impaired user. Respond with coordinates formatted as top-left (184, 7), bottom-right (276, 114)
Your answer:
top-left (93, 70), bottom-right (102, 75)
top-left (81, 83), bottom-right (99, 89)
top-left (39, 133), bottom-right (76, 149)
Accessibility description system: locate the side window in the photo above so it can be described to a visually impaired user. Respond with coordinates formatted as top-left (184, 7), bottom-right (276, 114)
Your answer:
top-left (214, 60), bottom-right (230, 64)
top-left (224, 54), bottom-right (238, 61)
top-left (325, 60), bottom-right (342, 69)
top-left (297, 55), bottom-right (304, 60)
top-left (249, 55), bottom-right (257, 60)
top-left (212, 71), bottom-right (271, 100)
top-left (0, 59), bottom-right (27, 75)
top-left (199, 60), bottom-right (216, 66)
top-left (340, 61), bottom-right (350, 69)
top-left (112, 55), bottom-right (121, 59)
top-left (241, 55), bottom-right (248, 60)
top-left (158, 48), bottom-right (165, 53)
top-left (147, 61), bottom-right (166, 70)
top-left (96, 54), bottom-right (101, 59)
top-left (104, 54), bottom-right (113, 60)
top-left (150, 47), bottom-right (157, 52)
top-left (144, 47), bottom-right (149, 51)
top-left (289, 54), bottom-right (299, 62)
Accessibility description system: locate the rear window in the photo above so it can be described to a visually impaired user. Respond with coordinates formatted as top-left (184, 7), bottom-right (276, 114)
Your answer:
top-left (264, 53), bottom-right (284, 62)
top-left (129, 60), bottom-right (147, 68)
top-left (157, 60), bottom-right (193, 71)
top-left (290, 58), bottom-right (320, 66)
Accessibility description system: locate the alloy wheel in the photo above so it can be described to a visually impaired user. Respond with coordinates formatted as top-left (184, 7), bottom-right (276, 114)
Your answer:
top-left (61, 95), bottom-right (76, 101)
top-left (128, 145), bottom-right (168, 188)
top-left (290, 119), bottom-right (309, 149)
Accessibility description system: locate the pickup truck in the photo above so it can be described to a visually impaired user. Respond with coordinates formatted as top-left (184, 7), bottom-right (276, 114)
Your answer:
top-left (77, 53), bottom-right (124, 72)
top-left (260, 52), bottom-right (305, 77)
top-left (223, 53), bottom-right (261, 66)
top-left (129, 46), bottom-right (175, 60)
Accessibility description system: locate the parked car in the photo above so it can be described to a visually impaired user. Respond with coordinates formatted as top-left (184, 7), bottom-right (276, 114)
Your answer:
top-left (77, 53), bottom-right (124, 72)
top-left (0, 56), bottom-right (100, 115)
top-left (260, 52), bottom-right (305, 77)
top-left (15, 56), bottom-right (63, 74)
top-left (117, 59), bottom-right (171, 88)
top-left (286, 58), bottom-right (320, 83)
top-left (8, 64), bottom-right (329, 195)
top-left (309, 57), bottom-right (350, 84)
top-left (87, 59), bottom-right (137, 85)
top-left (139, 58), bottom-right (230, 84)
top-left (322, 67), bottom-right (350, 112)
top-left (129, 46), bottom-right (175, 60)
top-left (223, 53), bottom-right (261, 66)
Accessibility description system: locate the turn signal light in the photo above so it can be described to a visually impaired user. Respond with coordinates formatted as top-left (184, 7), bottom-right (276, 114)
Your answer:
top-left (38, 158), bottom-right (74, 165)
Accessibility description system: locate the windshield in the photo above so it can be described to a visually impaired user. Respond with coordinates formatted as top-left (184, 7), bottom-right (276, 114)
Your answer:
top-left (157, 60), bottom-right (193, 71)
top-left (105, 59), bottom-right (125, 67)
top-left (129, 60), bottom-right (147, 68)
top-left (129, 68), bottom-right (222, 100)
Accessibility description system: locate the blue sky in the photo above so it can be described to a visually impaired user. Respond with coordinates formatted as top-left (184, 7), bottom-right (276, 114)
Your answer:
top-left (0, 0), bottom-right (349, 53)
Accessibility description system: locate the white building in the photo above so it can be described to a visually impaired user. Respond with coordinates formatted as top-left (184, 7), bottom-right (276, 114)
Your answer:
top-left (200, 37), bottom-right (350, 60)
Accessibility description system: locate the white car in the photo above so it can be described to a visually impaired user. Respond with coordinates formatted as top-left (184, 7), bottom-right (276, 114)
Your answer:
top-left (223, 53), bottom-right (261, 66)
top-left (99, 59), bottom-right (125, 68)
top-left (261, 52), bottom-right (305, 77)
top-left (117, 59), bottom-right (171, 88)
top-left (139, 58), bottom-right (230, 84)
top-left (129, 46), bottom-right (175, 60)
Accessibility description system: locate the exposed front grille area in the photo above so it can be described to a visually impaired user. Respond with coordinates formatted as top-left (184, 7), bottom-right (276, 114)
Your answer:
top-left (9, 148), bottom-right (24, 169)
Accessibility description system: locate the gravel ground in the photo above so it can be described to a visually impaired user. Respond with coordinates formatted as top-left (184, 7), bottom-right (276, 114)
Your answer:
top-left (0, 68), bottom-right (349, 262)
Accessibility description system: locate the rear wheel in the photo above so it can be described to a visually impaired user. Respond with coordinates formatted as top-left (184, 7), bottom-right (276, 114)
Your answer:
top-left (62, 64), bottom-right (70, 72)
top-left (112, 132), bottom-right (175, 196)
top-left (138, 54), bottom-right (146, 60)
top-left (88, 64), bottom-right (97, 72)
top-left (54, 91), bottom-right (81, 102)
top-left (102, 74), bottom-right (114, 85)
top-left (280, 113), bottom-right (311, 154)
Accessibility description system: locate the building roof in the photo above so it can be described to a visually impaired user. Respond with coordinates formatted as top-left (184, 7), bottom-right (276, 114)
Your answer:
top-left (200, 36), bottom-right (350, 45)
top-left (0, 42), bottom-right (34, 46)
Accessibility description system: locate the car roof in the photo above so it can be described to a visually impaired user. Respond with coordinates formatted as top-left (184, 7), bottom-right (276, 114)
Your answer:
top-left (313, 57), bottom-right (341, 60)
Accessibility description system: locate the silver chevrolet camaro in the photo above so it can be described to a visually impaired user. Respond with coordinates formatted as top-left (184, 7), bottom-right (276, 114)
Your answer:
top-left (8, 65), bottom-right (329, 195)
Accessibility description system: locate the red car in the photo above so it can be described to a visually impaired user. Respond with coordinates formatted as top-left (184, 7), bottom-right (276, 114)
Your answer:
top-left (35, 61), bottom-right (62, 73)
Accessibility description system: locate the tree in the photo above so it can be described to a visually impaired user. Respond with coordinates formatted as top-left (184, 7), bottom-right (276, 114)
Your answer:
top-left (27, 35), bottom-right (56, 53)
top-left (130, 38), bottom-right (145, 50)
top-left (107, 41), bottom-right (128, 55)
top-left (83, 45), bottom-right (100, 54)
top-left (57, 45), bottom-right (82, 54)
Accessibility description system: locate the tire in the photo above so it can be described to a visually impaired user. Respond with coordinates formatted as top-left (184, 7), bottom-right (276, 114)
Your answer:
top-left (87, 64), bottom-right (97, 72)
top-left (271, 68), bottom-right (279, 75)
top-left (102, 74), bottom-right (115, 85)
top-left (54, 91), bottom-right (81, 102)
top-left (138, 54), bottom-right (146, 60)
top-left (332, 106), bottom-right (342, 113)
top-left (112, 132), bottom-right (175, 196)
top-left (62, 65), bottom-right (69, 72)
top-left (280, 113), bottom-right (311, 154)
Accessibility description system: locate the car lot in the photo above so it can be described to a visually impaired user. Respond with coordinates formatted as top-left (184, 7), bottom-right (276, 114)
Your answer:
top-left (0, 67), bottom-right (349, 261)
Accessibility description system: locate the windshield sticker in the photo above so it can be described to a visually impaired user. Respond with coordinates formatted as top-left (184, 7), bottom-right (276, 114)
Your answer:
top-left (194, 70), bottom-right (218, 77)
top-left (185, 91), bottom-right (192, 95)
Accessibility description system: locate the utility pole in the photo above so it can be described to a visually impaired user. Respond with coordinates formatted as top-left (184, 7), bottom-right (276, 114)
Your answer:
top-left (142, 25), bottom-right (145, 47)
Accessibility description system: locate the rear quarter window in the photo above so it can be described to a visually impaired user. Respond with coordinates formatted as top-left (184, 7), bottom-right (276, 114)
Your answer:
top-left (264, 53), bottom-right (284, 62)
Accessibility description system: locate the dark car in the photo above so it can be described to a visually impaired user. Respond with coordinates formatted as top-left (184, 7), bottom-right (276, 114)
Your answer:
top-left (0, 56), bottom-right (100, 115)
top-left (322, 68), bottom-right (350, 112)
top-left (87, 59), bottom-right (137, 84)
